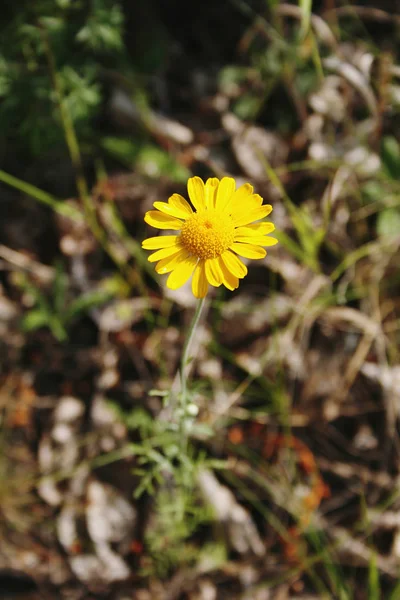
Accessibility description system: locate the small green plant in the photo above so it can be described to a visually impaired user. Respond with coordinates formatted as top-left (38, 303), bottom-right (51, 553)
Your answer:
top-left (110, 403), bottom-right (225, 577)
top-left (18, 262), bottom-right (112, 341)
top-left (0, 0), bottom-right (125, 158)
top-left (110, 403), bottom-right (217, 498)
top-left (376, 136), bottom-right (400, 238)
top-left (144, 485), bottom-right (219, 578)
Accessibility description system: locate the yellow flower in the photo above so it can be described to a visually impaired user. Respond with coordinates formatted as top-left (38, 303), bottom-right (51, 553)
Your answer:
top-left (142, 176), bottom-right (278, 298)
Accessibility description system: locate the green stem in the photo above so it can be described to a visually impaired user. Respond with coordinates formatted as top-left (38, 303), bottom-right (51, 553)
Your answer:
top-left (179, 297), bottom-right (206, 431)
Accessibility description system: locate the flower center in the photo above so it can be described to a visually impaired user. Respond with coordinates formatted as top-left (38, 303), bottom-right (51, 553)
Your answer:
top-left (179, 210), bottom-right (235, 259)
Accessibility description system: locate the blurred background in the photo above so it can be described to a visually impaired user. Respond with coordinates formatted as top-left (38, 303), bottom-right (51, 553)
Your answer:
top-left (1, 0), bottom-right (400, 598)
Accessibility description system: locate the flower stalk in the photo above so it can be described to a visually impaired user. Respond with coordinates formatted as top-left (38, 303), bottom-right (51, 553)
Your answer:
top-left (179, 296), bottom-right (206, 445)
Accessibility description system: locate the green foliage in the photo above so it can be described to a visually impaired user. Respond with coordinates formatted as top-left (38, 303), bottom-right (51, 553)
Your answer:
top-left (111, 401), bottom-right (218, 499)
top-left (59, 65), bottom-right (101, 122)
top-left (110, 398), bottom-right (225, 576)
top-left (233, 93), bottom-right (264, 121)
top-left (261, 158), bottom-right (326, 272)
top-left (75, 1), bottom-right (124, 51)
top-left (0, 0), bottom-right (125, 157)
top-left (306, 528), bottom-right (351, 599)
top-left (17, 263), bottom-right (112, 341)
top-left (376, 207), bottom-right (400, 239)
top-left (144, 486), bottom-right (221, 578)
top-left (278, 203), bottom-right (326, 272)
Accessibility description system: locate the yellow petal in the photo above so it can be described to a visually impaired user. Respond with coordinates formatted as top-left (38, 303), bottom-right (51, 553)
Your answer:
top-left (215, 177), bottom-right (236, 211)
top-left (217, 256), bottom-right (239, 291)
top-left (205, 257), bottom-right (223, 287)
top-left (249, 194), bottom-right (264, 206)
top-left (166, 256), bottom-right (198, 289)
top-left (234, 222), bottom-right (275, 237)
top-left (234, 236), bottom-right (278, 246)
top-left (148, 244), bottom-right (182, 262)
top-left (230, 183), bottom-right (253, 212)
top-left (220, 250), bottom-right (248, 279)
top-left (232, 191), bottom-right (262, 212)
top-left (153, 200), bottom-right (190, 220)
top-left (169, 193), bottom-right (193, 217)
top-left (205, 177), bottom-right (219, 209)
top-left (187, 177), bottom-right (206, 211)
top-left (232, 205), bottom-right (272, 227)
top-left (231, 196), bottom-right (264, 222)
top-left (156, 249), bottom-right (189, 274)
top-left (145, 210), bottom-right (183, 230)
top-left (192, 261), bottom-right (209, 298)
top-left (142, 235), bottom-right (178, 250)
top-left (230, 242), bottom-right (266, 259)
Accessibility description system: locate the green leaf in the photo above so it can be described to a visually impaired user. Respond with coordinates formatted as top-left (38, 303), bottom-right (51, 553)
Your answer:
top-left (0, 54), bottom-right (11, 97)
top-left (381, 136), bottom-right (400, 180)
top-left (76, 5), bottom-right (124, 51)
top-left (64, 289), bottom-right (112, 322)
top-left (59, 66), bottom-right (101, 122)
top-left (53, 262), bottom-right (68, 315)
top-left (101, 136), bottom-right (141, 166)
top-left (274, 230), bottom-right (305, 261)
top-left (361, 181), bottom-right (385, 204)
top-left (56, 0), bottom-right (73, 7)
top-left (49, 317), bottom-right (68, 342)
top-left (22, 309), bottom-right (50, 332)
top-left (377, 208), bottom-right (400, 238)
top-left (368, 552), bottom-right (380, 600)
top-left (219, 65), bottom-right (251, 92)
top-left (233, 94), bottom-right (262, 120)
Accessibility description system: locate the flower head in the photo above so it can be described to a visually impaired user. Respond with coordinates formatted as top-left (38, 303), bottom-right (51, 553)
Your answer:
top-left (142, 176), bottom-right (278, 298)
